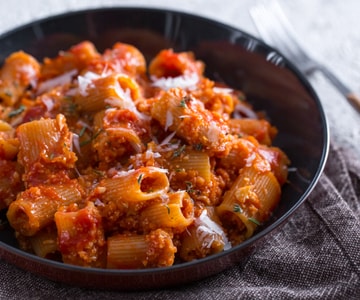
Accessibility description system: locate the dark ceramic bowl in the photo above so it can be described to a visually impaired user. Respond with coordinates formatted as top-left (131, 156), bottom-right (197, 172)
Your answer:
top-left (0, 7), bottom-right (329, 291)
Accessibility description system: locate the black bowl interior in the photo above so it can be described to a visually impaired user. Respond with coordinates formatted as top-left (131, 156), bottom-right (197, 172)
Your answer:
top-left (0, 7), bottom-right (329, 291)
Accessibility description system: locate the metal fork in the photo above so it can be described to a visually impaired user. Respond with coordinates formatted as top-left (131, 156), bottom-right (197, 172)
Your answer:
top-left (250, 0), bottom-right (360, 113)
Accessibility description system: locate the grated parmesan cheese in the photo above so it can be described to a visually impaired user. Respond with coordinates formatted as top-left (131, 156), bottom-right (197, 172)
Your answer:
top-left (194, 210), bottom-right (231, 250)
top-left (165, 110), bottom-right (174, 131)
top-left (41, 96), bottom-right (55, 112)
top-left (20, 64), bottom-right (39, 88)
top-left (151, 73), bottom-right (199, 91)
top-left (72, 133), bottom-right (81, 154)
top-left (77, 71), bottom-right (101, 96)
top-left (159, 131), bottom-right (177, 146)
top-left (37, 69), bottom-right (78, 95)
top-left (106, 77), bottom-right (150, 121)
top-left (213, 87), bottom-right (233, 94)
top-left (94, 198), bottom-right (105, 207)
top-left (207, 121), bottom-right (222, 143)
top-left (245, 152), bottom-right (257, 167)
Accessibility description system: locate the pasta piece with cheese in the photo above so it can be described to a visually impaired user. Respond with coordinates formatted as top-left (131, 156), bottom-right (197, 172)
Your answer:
top-left (101, 42), bottom-right (147, 77)
top-left (151, 88), bottom-right (232, 156)
top-left (216, 165), bottom-right (281, 242)
top-left (75, 73), bottom-right (141, 112)
top-left (7, 181), bottom-right (84, 236)
top-left (40, 41), bottom-right (100, 80)
top-left (168, 149), bottom-right (211, 182)
top-left (97, 166), bottom-right (169, 204)
top-left (179, 209), bottom-right (230, 261)
top-left (0, 51), bottom-right (40, 106)
top-left (217, 136), bottom-right (259, 181)
top-left (189, 78), bottom-right (236, 116)
top-left (107, 229), bottom-right (176, 269)
top-left (16, 114), bottom-right (77, 179)
top-left (91, 109), bottom-right (148, 165)
top-left (149, 49), bottom-right (204, 79)
top-left (140, 191), bottom-right (194, 232)
top-left (55, 202), bottom-right (106, 268)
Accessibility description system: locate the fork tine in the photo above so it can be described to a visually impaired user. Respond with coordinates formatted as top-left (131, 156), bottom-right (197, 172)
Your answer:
top-left (250, 0), bottom-right (360, 112)
top-left (266, 1), bottom-right (309, 57)
top-left (250, 0), bottom-right (310, 63)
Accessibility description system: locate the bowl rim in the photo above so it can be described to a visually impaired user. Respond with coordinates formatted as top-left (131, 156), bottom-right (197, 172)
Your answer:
top-left (0, 6), bottom-right (330, 277)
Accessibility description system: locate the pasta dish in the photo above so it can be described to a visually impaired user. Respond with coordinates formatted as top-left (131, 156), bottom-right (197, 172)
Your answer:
top-left (0, 41), bottom-right (289, 268)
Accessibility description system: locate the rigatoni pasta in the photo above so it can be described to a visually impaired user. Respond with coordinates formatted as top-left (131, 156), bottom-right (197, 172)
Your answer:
top-left (0, 40), bottom-right (290, 269)
top-left (107, 229), bottom-right (176, 269)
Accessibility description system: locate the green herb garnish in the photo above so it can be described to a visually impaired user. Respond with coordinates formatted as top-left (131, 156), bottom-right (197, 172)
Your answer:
top-left (79, 126), bottom-right (86, 137)
top-left (233, 204), bottom-right (243, 213)
top-left (93, 169), bottom-right (105, 177)
top-left (172, 144), bottom-right (186, 158)
top-left (185, 181), bottom-right (194, 193)
top-left (193, 143), bottom-right (203, 151)
top-left (80, 128), bottom-right (104, 147)
top-left (137, 173), bottom-right (144, 185)
top-left (238, 94), bottom-right (246, 101)
top-left (248, 217), bottom-right (261, 226)
top-left (8, 105), bottom-right (25, 118)
top-left (165, 204), bottom-right (170, 214)
top-left (178, 96), bottom-right (191, 108)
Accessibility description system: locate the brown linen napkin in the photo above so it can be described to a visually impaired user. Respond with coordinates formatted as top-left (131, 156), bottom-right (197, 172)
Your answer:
top-left (0, 142), bottom-right (359, 299)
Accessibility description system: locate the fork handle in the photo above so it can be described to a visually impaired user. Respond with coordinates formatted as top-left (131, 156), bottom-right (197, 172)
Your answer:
top-left (319, 66), bottom-right (360, 113)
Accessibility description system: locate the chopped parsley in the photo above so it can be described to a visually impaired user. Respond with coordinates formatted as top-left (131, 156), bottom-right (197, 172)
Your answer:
top-left (178, 95), bottom-right (191, 108)
top-left (185, 181), bottom-right (194, 193)
top-left (62, 96), bottom-right (77, 115)
top-left (238, 94), bottom-right (246, 101)
top-left (137, 173), bottom-right (144, 185)
top-left (178, 99), bottom-right (187, 108)
top-left (248, 217), bottom-right (261, 226)
top-left (8, 105), bottom-right (25, 118)
top-left (79, 126), bottom-right (87, 137)
top-left (172, 144), bottom-right (186, 158)
top-left (80, 128), bottom-right (104, 147)
top-left (193, 143), bottom-right (203, 151)
top-left (233, 204), bottom-right (243, 213)
top-left (93, 169), bottom-right (105, 177)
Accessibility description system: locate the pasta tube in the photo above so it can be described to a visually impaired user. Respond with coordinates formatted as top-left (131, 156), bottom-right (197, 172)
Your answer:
top-left (179, 209), bottom-right (230, 261)
top-left (7, 181), bottom-right (84, 236)
top-left (140, 191), bottom-right (194, 232)
top-left (30, 226), bottom-right (58, 259)
top-left (16, 114), bottom-right (77, 173)
top-left (151, 88), bottom-right (232, 156)
top-left (98, 166), bottom-right (169, 203)
top-left (75, 73), bottom-right (141, 112)
top-left (55, 202), bottom-right (106, 268)
top-left (169, 149), bottom-right (211, 182)
top-left (216, 165), bottom-right (281, 239)
top-left (0, 51), bottom-right (40, 106)
top-left (107, 229), bottom-right (176, 269)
